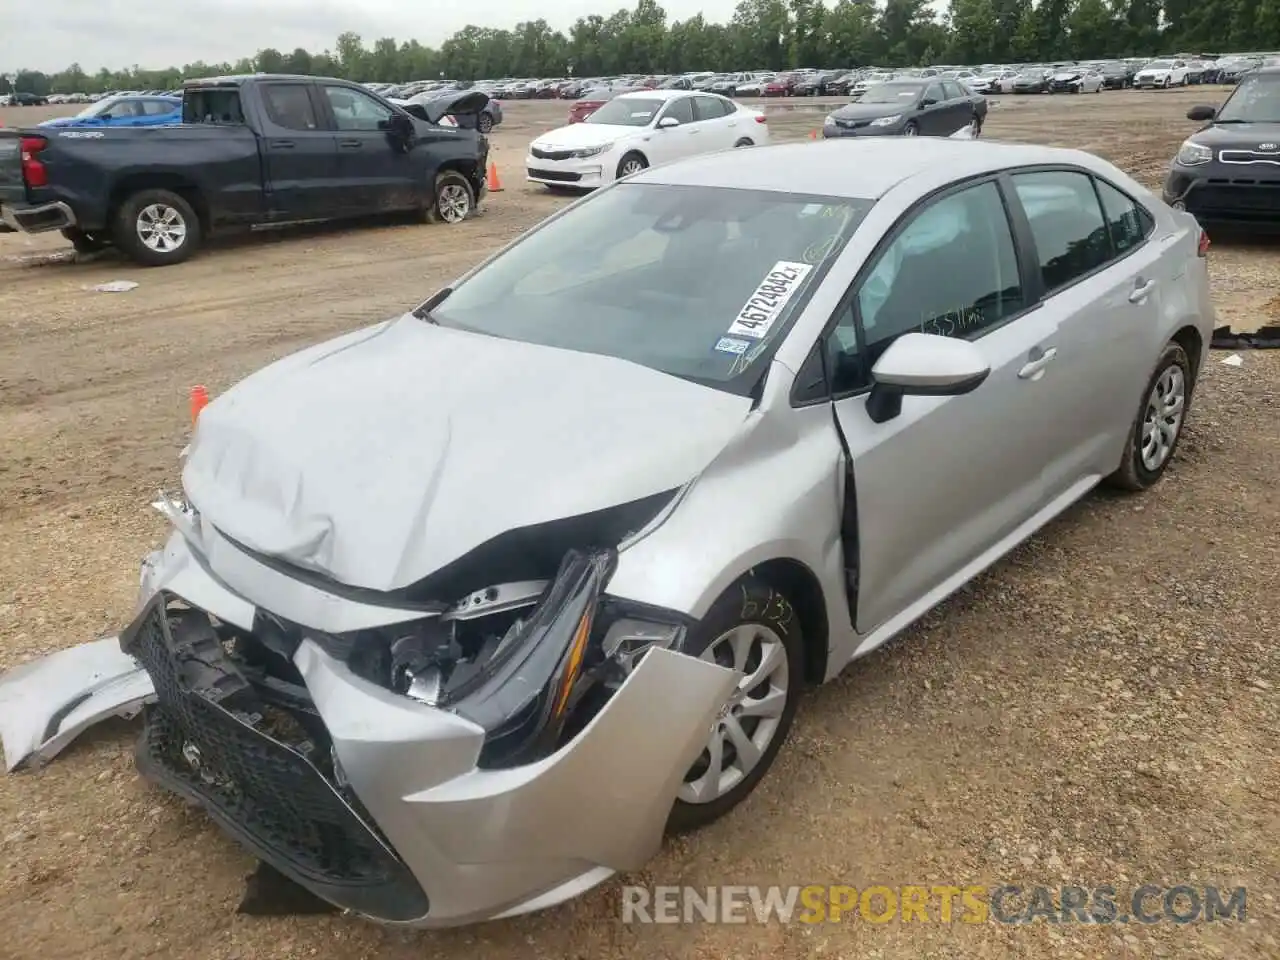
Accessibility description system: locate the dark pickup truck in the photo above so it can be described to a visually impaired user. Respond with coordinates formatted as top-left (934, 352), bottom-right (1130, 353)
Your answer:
top-left (0, 74), bottom-right (490, 266)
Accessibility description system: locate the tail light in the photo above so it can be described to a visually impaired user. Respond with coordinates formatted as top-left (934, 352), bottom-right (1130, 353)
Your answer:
top-left (20, 135), bottom-right (48, 188)
top-left (755, 114), bottom-right (768, 123)
top-left (1197, 228), bottom-right (1210, 257)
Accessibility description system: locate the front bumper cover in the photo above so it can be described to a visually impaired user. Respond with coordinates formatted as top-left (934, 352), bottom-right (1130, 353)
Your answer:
top-left (1, 529), bottom-right (738, 927)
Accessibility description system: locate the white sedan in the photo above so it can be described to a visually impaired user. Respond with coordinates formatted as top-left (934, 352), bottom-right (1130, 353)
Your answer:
top-left (1134, 59), bottom-right (1191, 88)
top-left (526, 89), bottom-right (770, 189)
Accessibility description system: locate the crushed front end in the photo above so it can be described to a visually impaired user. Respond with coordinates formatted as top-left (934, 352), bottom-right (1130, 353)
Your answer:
top-left (113, 525), bottom-right (736, 927)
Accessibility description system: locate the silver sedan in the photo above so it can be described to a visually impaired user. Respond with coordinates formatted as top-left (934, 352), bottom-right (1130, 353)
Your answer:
top-left (0, 137), bottom-right (1215, 928)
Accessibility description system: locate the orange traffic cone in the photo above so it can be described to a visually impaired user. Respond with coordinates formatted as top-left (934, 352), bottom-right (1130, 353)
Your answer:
top-left (809, 129), bottom-right (818, 140)
top-left (486, 162), bottom-right (504, 192)
top-left (190, 385), bottom-right (209, 426)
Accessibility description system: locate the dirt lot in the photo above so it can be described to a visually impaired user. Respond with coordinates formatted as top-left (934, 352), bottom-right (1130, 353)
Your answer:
top-left (0, 91), bottom-right (1277, 960)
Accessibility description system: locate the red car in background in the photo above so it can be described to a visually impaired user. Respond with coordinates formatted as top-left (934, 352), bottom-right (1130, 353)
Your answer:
top-left (566, 86), bottom-right (642, 123)
top-left (763, 73), bottom-right (800, 96)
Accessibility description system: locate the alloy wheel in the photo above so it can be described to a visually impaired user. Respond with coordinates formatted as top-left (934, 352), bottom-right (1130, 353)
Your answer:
top-left (678, 624), bottom-right (790, 804)
top-left (1140, 365), bottom-right (1186, 471)
top-left (437, 184), bottom-right (471, 223)
top-left (136, 203), bottom-right (187, 253)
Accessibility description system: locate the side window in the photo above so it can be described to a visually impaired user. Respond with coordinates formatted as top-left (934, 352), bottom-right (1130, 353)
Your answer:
top-left (262, 83), bottom-right (319, 130)
top-left (323, 86), bottom-right (393, 131)
top-left (827, 181), bottom-right (1025, 393)
top-left (924, 83), bottom-right (945, 102)
top-left (661, 96), bottom-right (695, 124)
top-left (1012, 170), bottom-right (1113, 292)
top-left (693, 95), bottom-right (727, 120)
top-left (142, 99), bottom-right (177, 116)
top-left (1095, 178), bottom-right (1154, 254)
top-left (941, 81), bottom-right (965, 99)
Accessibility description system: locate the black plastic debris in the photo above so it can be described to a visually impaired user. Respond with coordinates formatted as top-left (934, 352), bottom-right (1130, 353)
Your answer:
top-left (236, 861), bottom-right (339, 916)
top-left (1211, 325), bottom-right (1280, 350)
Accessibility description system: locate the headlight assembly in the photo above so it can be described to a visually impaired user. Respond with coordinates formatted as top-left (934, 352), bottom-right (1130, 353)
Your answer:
top-left (870, 114), bottom-right (902, 126)
top-left (1176, 139), bottom-right (1213, 166)
top-left (571, 143), bottom-right (611, 158)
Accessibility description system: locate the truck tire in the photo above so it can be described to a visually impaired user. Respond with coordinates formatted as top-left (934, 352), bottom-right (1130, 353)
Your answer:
top-left (426, 170), bottom-right (475, 224)
top-left (112, 189), bottom-right (201, 267)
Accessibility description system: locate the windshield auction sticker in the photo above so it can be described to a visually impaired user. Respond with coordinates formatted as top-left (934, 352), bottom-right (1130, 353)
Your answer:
top-left (726, 261), bottom-right (813, 339)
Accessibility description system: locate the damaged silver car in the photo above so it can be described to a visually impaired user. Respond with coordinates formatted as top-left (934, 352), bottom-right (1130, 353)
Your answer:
top-left (1, 137), bottom-right (1215, 927)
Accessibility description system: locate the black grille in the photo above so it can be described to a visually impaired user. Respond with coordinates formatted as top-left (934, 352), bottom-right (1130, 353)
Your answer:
top-left (1191, 183), bottom-right (1280, 214)
top-left (122, 597), bottom-right (429, 922)
top-left (528, 167), bottom-right (582, 182)
top-left (530, 146), bottom-right (574, 160)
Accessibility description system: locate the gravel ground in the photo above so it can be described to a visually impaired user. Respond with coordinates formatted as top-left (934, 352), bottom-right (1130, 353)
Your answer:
top-left (0, 90), bottom-right (1277, 960)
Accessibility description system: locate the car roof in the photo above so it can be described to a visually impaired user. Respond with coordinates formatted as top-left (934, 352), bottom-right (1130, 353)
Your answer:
top-left (633, 138), bottom-right (1107, 201)
top-left (616, 88), bottom-right (701, 101)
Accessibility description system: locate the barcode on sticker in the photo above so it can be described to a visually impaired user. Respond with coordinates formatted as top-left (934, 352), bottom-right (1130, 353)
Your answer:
top-left (725, 261), bottom-right (813, 340)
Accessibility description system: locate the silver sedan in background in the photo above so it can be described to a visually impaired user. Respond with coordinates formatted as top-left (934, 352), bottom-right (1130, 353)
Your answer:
top-left (0, 137), bottom-right (1214, 928)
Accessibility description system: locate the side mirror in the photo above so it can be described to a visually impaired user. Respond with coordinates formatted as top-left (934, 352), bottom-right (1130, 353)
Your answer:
top-left (386, 111), bottom-right (414, 140)
top-left (866, 333), bottom-right (990, 424)
top-left (657, 115), bottom-right (680, 129)
top-left (98, 113), bottom-right (113, 121)
top-left (1187, 104), bottom-right (1216, 122)
top-left (920, 97), bottom-right (937, 107)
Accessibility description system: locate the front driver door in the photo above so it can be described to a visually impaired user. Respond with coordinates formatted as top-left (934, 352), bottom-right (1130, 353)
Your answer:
top-left (258, 81), bottom-right (342, 220)
top-left (319, 84), bottom-right (419, 213)
top-left (915, 82), bottom-right (950, 135)
top-left (826, 178), bottom-right (1062, 633)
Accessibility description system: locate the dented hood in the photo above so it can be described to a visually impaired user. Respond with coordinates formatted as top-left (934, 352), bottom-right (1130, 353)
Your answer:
top-left (182, 316), bottom-right (751, 593)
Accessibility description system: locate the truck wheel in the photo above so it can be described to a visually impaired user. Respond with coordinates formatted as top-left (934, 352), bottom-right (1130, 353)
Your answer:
top-left (426, 170), bottom-right (475, 224)
top-left (61, 227), bottom-right (109, 254)
top-left (112, 189), bottom-right (201, 266)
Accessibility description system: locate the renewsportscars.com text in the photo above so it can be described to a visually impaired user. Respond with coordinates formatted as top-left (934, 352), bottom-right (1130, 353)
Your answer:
top-left (621, 884), bottom-right (1248, 925)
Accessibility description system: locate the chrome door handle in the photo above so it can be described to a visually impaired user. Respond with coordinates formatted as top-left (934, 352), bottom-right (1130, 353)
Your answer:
top-left (1018, 347), bottom-right (1058, 379)
top-left (1129, 279), bottom-right (1157, 303)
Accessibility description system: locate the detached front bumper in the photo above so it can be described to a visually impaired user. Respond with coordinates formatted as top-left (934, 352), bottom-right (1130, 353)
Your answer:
top-left (0, 200), bottom-right (76, 234)
top-left (4, 529), bottom-right (737, 928)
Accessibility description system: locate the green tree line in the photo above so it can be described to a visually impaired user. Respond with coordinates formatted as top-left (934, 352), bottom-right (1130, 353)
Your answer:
top-left (4, 0), bottom-right (1275, 96)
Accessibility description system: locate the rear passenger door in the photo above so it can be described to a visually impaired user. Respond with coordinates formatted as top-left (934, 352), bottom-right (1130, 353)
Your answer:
top-left (940, 81), bottom-right (974, 133)
top-left (318, 84), bottom-right (420, 213)
top-left (1005, 168), bottom-right (1165, 498)
top-left (826, 179), bottom-right (1062, 633)
top-left (691, 97), bottom-right (742, 152)
top-left (257, 81), bottom-right (342, 220)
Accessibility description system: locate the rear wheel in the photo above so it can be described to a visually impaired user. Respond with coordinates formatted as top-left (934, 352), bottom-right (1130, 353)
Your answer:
top-left (1106, 342), bottom-right (1192, 492)
top-left (111, 189), bottom-right (201, 267)
top-left (733, 137), bottom-right (754, 147)
top-left (477, 113), bottom-right (494, 134)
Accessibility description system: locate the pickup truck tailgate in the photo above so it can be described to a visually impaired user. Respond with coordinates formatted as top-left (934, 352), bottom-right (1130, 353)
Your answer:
top-left (0, 133), bottom-right (26, 208)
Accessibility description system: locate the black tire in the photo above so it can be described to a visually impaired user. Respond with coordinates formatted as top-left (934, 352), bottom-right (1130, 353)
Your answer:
top-left (1106, 342), bottom-right (1193, 492)
top-left (477, 113), bottom-right (494, 134)
top-left (615, 151), bottom-right (648, 179)
top-left (733, 137), bottom-right (754, 147)
top-left (61, 227), bottom-right (109, 254)
top-left (903, 120), bottom-right (919, 136)
top-left (425, 169), bottom-right (475, 224)
top-left (111, 189), bottom-right (201, 267)
top-left (666, 577), bottom-right (805, 834)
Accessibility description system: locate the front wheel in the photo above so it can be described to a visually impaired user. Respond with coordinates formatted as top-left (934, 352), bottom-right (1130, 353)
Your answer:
top-left (111, 189), bottom-right (201, 267)
top-left (426, 170), bottom-right (475, 224)
top-left (1106, 342), bottom-right (1192, 492)
top-left (615, 152), bottom-right (648, 179)
top-left (667, 578), bottom-right (805, 833)
top-left (902, 120), bottom-right (919, 136)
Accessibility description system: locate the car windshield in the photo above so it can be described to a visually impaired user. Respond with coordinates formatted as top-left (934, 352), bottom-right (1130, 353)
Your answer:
top-left (585, 97), bottom-right (661, 124)
top-left (1145, 60), bottom-right (1173, 69)
top-left (75, 98), bottom-right (120, 117)
top-left (1216, 72), bottom-right (1280, 122)
top-left (859, 83), bottom-right (923, 103)
top-left (428, 183), bottom-right (874, 393)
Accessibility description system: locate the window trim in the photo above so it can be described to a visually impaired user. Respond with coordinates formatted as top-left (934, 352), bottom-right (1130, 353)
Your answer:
top-left (1003, 164), bottom-right (1157, 301)
top-left (691, 94), bottom-right (728, 120)
top-left (319, 82), bottom-right (395, 132)
top-left (790, 171), bottom-right (1039, 408)
top-left (260, 80), bottom-right (326, 132)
